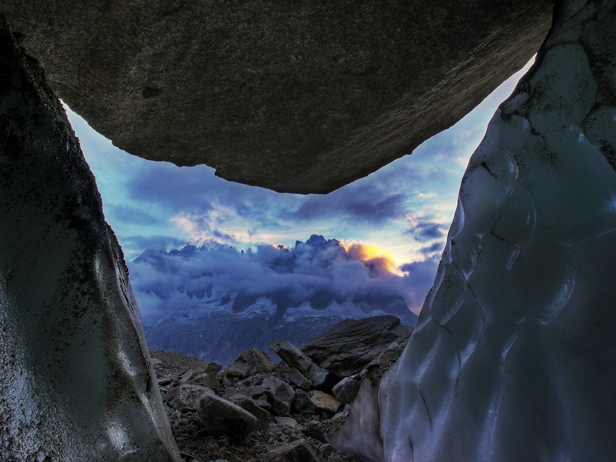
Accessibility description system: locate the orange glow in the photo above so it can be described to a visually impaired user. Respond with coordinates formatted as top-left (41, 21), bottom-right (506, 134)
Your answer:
top-left (339, 240), bottom-right (400, 275)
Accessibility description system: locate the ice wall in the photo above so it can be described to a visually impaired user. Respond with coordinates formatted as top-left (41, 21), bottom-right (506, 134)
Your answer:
top-left (0, 18), bottom-right (181, 461)
top-left (331, 0), bottom-right (616, 460)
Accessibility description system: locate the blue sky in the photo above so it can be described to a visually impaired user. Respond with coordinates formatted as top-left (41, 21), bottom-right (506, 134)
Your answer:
top-left (67, 59), bottom-right (533, 313)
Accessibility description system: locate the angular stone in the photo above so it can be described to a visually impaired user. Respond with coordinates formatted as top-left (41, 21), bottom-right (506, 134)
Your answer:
top-left (305, 363), bottom-right (331, 390)
top-left (2, 1), bottom-right (553, 194)
top-left (189, 372), bottom-right (222, 392)
top-left (274, 416), bottom-right (299, 428)
top-left (225, 347), bottom-right (275, 378)
top-left (275, 361), bottom-right (311, 390)
top-left (192, 361), bottom-right (223, 374)
top-left (292, 389), bottom-right (316, 415)
top-left (227, 393), bottom-right (271, 432)
top-left (301, 315), bottom-right (413, 377)
top-left (197, 393), bottom-right (257, 440)
top-left (310, 392), bottom-right (341, 413)
top-left (332, 376), bottom-right (362, 404)
top-left (264, 439), bottom-right (320, 462)
top-left (166, 384), bottom-right (214, 412)
top-left (270, 339), bottom-right (313, 373)
top-left (247, 376), bottom-right (295, 416)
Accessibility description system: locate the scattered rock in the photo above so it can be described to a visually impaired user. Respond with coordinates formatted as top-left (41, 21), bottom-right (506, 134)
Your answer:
top-left (301, 315), bottom-right (413, 377)
top-left (274, 416), bottom-right (299, 428)
top-left (305, 363), bottom-right (331, 390)
top-left (166, 384), bottom-right (214, 412)
top-left (292, 389), bottom-right (316, 415)
top-left (264, 439), bottom-right (320, 462)
top-left (275, 362), bottom-right (311, 390)
top-left (192, 361), bottom-right (223, 374)
top-left (248, 376), bottom-right (295, 416)
top-left (197, 393), bottom-right (257, 440)
top-left (332, 377), bottom-right (361, 404)
top-left (225, 347), bottom-right (276, 378)
top-left (227, 394), bottom-right (271, 432)
top-left (361, 341), bottom-right (407, 383)
top-left (270, 339), bottom-right (313, 373)
top-left (310, 392), bottom-right (341, 414)
top-left (190, 372), bottom-right (223, 392)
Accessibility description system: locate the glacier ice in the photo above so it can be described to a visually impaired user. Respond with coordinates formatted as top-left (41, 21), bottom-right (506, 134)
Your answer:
top-left (0, 17), bottom-right (180, 461)
top-left (330, 0), bottom-right (616, 460)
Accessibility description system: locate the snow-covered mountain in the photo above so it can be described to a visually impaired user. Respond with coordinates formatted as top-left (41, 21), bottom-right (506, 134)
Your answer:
top-left (130, 235), bottom-right (420, 365)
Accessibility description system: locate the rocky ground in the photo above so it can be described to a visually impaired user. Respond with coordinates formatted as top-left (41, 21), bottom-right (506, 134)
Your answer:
top-left (149, 315), bottom-right (413, 462)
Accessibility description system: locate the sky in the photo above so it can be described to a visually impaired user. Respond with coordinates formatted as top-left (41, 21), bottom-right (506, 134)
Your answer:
top-left (66, 59), bottom-right (534, 315)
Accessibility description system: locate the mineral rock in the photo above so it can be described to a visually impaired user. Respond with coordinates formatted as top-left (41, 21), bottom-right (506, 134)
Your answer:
top-left (225, 347), bottom-right (275, 378)
top-left (227, 394), bottom-right (271, 432)
top-left (167, 384), bottom-right (214, 412)
top-left (332, 377), bottom-right (361, 405)
top-left (301, 315), bottom-right (413, 377)
top-left (197, 393), bottom-right (257, 440)
top-left (248, 376), bottom-right (296, 416)
top-left (310, 392), bottom-right (341, 413)
top-left (270, 339), bottom-right (313, 373)
top-left (1, 1), bottom-right (553, 193)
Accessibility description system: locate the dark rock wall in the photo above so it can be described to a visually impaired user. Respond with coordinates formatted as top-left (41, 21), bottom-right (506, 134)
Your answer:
top-left (0, 17), bottom-right (180, 461)
top-left (2, 0), bottom-right (553, 193)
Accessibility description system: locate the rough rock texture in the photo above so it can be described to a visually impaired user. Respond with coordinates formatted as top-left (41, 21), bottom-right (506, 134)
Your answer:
top-left (2, 0), bottom-right (553, 193)
top-left (225, 347), bottom-right (276, 378)
top-left (197, 393), bottom-right (258, 440)
top-left (332, 377), bottom-right (361, 405)
top-left (153, 339), bottom-right (361, 461)
top-left (270, 339), bottom-right (313, 374)
top-left (331, 1), bottom-right (616, 461)
top-left (0, 17), bottom-right (180, 462)
top-left (301, 316), bottom-right (413, 377)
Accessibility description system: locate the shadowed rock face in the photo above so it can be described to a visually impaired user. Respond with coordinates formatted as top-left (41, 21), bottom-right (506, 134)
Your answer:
top-left (330, 0), bottom-right (616, 460)
top-left (2, 0), bottom-right (553, 193)
top-left (0, 18), bottom-right (180, 461)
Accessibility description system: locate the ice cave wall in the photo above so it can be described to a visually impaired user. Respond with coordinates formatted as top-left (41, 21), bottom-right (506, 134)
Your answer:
top-left (0, 17), bottom-right (180, 461)
top-left (331, 0), bottom-right (616, 460)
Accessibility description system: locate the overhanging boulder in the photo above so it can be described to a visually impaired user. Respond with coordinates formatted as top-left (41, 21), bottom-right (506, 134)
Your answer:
top-left (2, 0), bottom-right (553, 193)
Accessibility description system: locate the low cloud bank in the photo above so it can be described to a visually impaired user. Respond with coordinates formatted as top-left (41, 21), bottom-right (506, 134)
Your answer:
top-left (129, 235), bottom-right (438, 322)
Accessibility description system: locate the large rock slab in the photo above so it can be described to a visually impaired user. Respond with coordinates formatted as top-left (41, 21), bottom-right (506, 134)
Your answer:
top-left (197, 393), bottom-right (257, 440)
top-left (2, 1), bottom-right (552, 193)
top-left (301, 315), bottom-right (413, 377)
top-left (0, 17), bottom-right (180, 461)
top-left (225, 346), bottom-right (275, 378)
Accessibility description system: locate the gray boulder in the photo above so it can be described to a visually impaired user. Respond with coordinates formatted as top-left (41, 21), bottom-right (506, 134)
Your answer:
top-left (305, 363), bottom-right (331, 390)
top-left (166, 384), bottom-right (214, 412)
top-left (225, 347), bottom-right (276, 378)
top-left (332, 376), bottom-right (362, 404)
top-left (275, 361), bottom-right (311, 390)
top-left (269, 339), bottom-right (313, 373)
top-left (227, 394), bottom-right (271, 432)
top-left (247, 376), bottom-right (295, 416)
top-left (197, 393), bottom-right (257, 440)
top-left (301, 315), bottom-right (413, 377)
top-left (2, 0), bottom-right (553, 194)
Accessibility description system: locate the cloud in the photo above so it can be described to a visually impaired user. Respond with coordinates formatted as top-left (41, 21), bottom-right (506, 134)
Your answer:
top-left (407, 222), bottom-right (448, 242)
top-left (289, 182), bottom-right (407, 224)
top-left (129, 235), bottom-right (431, 321)
top-left (110, 205), bottom-right (164, 226)
top-left (122, 235), bottom-right (188, 251)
